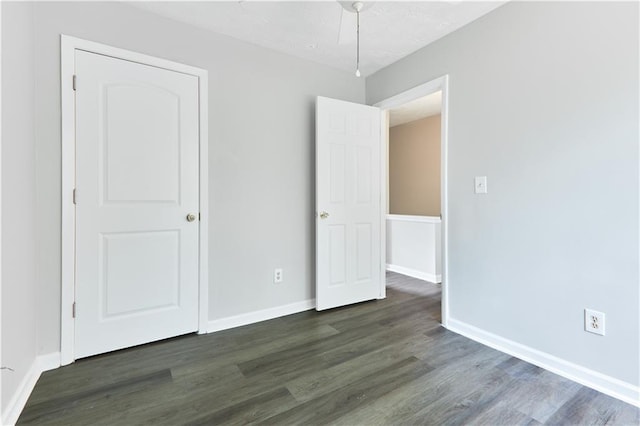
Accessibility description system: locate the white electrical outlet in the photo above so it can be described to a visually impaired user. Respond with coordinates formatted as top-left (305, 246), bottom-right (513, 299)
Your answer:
top-left (274, 268), bottom-right (283, 284)
top-left (584, 309), bottom-right (605, 336)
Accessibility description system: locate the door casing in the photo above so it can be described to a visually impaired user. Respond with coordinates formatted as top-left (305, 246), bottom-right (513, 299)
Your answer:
top-left (373, 75), bottom-right (450, 327)
top-left (60, 35), bottom-right (209, 365)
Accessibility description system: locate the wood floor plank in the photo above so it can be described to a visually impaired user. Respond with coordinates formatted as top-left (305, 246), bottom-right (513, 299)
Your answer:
top-left (18, 369), bottom-right (174, 425)
top-left (184, 387), bottom-right (297, 426)
top-left (417, 326), bottom-right (494, 367)
top-left (17, 272), bottom-right (640, 425)
top-left (173, 323), bottom-right (340, 379)
top-left (496, 356), bottom-right (544, 379)
top-left (463, 399), bottom-right (543, 426)
top-left (326, 292), bottom-right (439, 332)
top-left (492, 368), bottom-right (583, 423)
top-left (545, 387), bottom-right (640, 425)
top-left (88, 364), bottom-right (244, 426)
top-left (262, 356), bottom-right (435, 425)
top-left (238, 312), bottom-right (436, 381)
top-left (285, 331), bottom-right (436, 402)
top-left (238, 302), bottom-right (436, 377)
top-left (28, 320), bottom-right (339, 407)
top-left (329, 343), bottom-right (513, 425)
top-left (90, 364), bottom-right (289, 425)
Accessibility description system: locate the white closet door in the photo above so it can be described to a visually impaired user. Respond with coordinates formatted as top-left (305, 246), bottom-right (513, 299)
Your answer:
top-left (74, 51), bottom-right (200, 358)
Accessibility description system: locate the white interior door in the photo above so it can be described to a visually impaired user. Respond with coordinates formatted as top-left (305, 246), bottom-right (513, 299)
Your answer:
top-left (74, 51), bottom-right (200, 358)
top-left (316, 96), bottom-right (382, 310)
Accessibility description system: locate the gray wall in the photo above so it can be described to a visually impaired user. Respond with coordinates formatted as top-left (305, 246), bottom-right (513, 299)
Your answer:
top-left (29, 1), bottom-right (364, 355)
top-left (368, 1), bottom-right (639, 386)
top-left (1, 2), bottom-right (38, 414)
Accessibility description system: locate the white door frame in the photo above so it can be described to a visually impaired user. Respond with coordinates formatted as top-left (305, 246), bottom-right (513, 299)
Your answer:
top-left (373, 75), bottom-right (450, 327)
top-left (60, 35), bottom-right (209, 365)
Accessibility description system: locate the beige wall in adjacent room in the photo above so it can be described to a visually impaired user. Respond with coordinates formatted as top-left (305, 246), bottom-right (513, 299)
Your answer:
top-left (389, 114), bottom-right (441, 216)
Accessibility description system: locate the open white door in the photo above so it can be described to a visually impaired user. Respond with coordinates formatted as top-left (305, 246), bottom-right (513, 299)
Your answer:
top-left (316, 96), bottom-right (382, 311)
top-left (74, 50), bottom-right (200, 358)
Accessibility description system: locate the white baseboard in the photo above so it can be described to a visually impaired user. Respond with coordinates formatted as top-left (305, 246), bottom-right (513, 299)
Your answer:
top-left (2, 352), bottom-right (61, 426)
top-left (208, 299), bottom-right (316, 333)
top-left (386, 263), bottom-right (441, 284)
top-left (2, 359), bottom-right (40, 426)
top-left (446, 318), bottom-right (640, 408)
top-left (38, 352), bottom-right (61, 372)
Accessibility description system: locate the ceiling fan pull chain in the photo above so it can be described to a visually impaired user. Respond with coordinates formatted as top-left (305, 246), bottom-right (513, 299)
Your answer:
top-left (355, 2), bottom-right (362, 77)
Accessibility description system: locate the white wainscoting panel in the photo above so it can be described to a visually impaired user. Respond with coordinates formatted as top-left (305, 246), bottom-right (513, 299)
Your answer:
top-left (386, 214), bottom-right (441, 283)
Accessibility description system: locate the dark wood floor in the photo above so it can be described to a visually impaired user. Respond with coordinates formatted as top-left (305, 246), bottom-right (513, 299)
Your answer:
top-left (19, 272), bottom-right (639, 425)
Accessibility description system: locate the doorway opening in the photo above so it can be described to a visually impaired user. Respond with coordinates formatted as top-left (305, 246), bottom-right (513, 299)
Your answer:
top-left (374, 76), bottom-right (449, 327)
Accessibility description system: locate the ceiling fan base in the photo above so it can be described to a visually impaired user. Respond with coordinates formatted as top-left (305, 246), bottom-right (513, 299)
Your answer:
top-left (339, 1), bottom-right (373, 13)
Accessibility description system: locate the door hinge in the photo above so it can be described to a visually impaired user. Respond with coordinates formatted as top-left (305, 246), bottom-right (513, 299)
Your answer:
top-left (73, 188), bottom-right (77, 204)
top-left (72, 75), bottom-right (77, 91)
top-left (72, 302), bottom-right (76, 318)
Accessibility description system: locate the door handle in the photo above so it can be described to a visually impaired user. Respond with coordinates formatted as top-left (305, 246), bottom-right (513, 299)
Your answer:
top-left (186, 213), bottom-right (198, 222)
top-left (319, 211), bottom-right (329, 219)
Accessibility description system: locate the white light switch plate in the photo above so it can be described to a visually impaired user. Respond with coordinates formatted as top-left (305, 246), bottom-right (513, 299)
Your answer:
top-left (475, 176), bottom-right (487, 194)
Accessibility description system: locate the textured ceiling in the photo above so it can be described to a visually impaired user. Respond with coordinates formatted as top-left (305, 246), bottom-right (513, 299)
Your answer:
top-left (128, 1), bottom-right (507, 77)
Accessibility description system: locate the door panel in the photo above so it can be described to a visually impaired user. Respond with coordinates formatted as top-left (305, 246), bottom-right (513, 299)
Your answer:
top-left (316, 96), bottom-right (382, 310)
top-left (75, 51), bottom-right (200, 358)
top-left (355, 223), bottom-right (372, 282)
top-left (100, 231), bottom-right (180, 317)
top-left (329, 225), bottom-right (347, 286)
top-left (103, 84), bottom-right (181, 203)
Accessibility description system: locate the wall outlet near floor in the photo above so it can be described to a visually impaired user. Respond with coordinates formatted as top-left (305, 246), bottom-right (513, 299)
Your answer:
top-left (274, 268), bottom-right (283, 284)
top-left (584, 308), bottom-right (605, 336)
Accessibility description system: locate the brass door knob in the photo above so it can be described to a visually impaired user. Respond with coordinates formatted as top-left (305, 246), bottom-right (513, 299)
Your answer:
top-left (319, 211), bottom-right (329, 219)
top-left (186, 213), bottom-right (197, 222)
